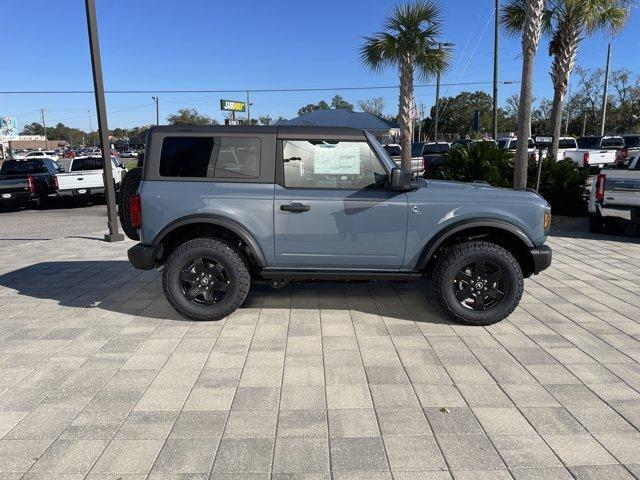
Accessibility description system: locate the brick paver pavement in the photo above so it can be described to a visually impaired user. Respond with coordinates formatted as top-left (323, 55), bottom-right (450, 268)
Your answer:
top-left (0, 232), bottom-right (639, 479)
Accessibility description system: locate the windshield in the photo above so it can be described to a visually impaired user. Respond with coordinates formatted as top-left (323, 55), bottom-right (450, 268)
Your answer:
top-left (424, 143), bottom-right (449, 154)
top-left (383, 145), bottom-right (401, 156)
top-left (623, 136), bottom-right (640, 147)
top-left (497, 139), bottom-right (511, 149)
top-left (601, 137), bottom-right (624, 148)
top-left (558, 139), bottom-right (577, 149)
top-left (577, 137), bottom-right (600, 149)
top-left (0, 160), bottom-right (46, 175)
top-left (411, 143), bottom-right (424, 157)
top-left (366, 131), bottom-right (398, 172)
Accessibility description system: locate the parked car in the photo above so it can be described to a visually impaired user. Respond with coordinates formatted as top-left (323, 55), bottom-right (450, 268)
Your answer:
top-left (121, 150), bottom-right (139, 158)
top-left (63, 149), bottom-right (77, 159)
top-left (0, 158), bottom-right (60, 208)
top-left (563, 136), bottom-right (620, 169)
top-left (383, 144), bottom-right (424, 176)
top-left (415, 142), bottom-right (450, 177)
top-left (56, 156), bottom-right (125, 203)
top-left (620, 135), bottom-right (640, 163)
top-left (497, 137), bottom-right (538, 161)
top-left (126, 125), bottom-right (552, 326)
top-left (13, 150), bottom-right (54, 160)
top-left (588, 153), bottom-right (640, 234)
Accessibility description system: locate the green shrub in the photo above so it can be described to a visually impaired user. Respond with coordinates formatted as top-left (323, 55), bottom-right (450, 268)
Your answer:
top-left (436, 145), bottom-right (588, 217)
top-left (436, 142), bottom-right (513, 188)
top-left (527, 157), bottom-right (588, 216)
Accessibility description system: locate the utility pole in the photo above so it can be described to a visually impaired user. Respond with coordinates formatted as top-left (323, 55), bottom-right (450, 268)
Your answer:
top-left (40, 108), bottom-right (48, 149)
top-left (492, 0), bottom-right (499, 140)
top-left (599, 43), bottom-right (611, 136)
top-left (84, 0), bottom-right (123, 242)
top-left (152, 96), bottom-right (159, 125)
top-left (434, 43), bottom-right (442, 142)
top-left (88, 110), bottom-right (93, 145)
top-left (582, 111), bottom-right (587, 136)
top-left (246, 91), bottom-right (251, 123)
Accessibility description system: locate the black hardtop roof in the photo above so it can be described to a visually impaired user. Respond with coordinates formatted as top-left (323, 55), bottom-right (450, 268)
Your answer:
top-left (148, 125), bottom-right (367, 140)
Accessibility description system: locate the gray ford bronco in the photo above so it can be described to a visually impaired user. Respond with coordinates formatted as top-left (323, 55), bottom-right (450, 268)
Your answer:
top-left (127, 125), bottom-right (551, 326)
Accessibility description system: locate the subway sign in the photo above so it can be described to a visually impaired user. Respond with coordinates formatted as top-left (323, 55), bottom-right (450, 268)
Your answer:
top-left (220, 99), bottom-right (246, 112)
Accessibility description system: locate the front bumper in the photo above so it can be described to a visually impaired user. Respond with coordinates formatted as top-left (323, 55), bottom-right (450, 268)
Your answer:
top-left (128, 244), bottom-right (157, 270)
top-left (530, 245), bottom-right (552, 274)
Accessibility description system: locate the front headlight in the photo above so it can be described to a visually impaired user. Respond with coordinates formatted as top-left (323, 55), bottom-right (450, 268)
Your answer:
top-left (544, 210), bottom-right (551, 231)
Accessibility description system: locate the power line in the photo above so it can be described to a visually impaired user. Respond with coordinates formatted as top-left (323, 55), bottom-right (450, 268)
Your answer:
top-left (0, 80), bottom-right (519, 95)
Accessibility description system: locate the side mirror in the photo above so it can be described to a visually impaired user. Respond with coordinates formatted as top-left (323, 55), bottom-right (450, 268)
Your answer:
top-left (390, 167), bottom-right (419, 191)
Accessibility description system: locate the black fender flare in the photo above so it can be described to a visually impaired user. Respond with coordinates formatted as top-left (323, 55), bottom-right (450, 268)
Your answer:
top-left (152, 214), bottom-right (267, 267)
top-left (416, 218), bottom-right (534, 270)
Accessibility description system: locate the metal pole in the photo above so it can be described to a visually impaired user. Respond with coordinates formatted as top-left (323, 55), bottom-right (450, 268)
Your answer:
top-left (246, 91), bottom-right (251, 123)
top-left (41, 108), bottom-right (48, 149)
top-left (88, 110), bottom-right (93, 145)
top-left (152, 96), bottom-right (159, 125)
top-left (434, 42), bottom-right (441, 142)
top-left (582, 112), bottom-right (587, 136)
top-left (492, 0), bottom-right (499, 140)
top-left (535, 147), bottom-right (544, 191)
top-left (84, 0), bottom-right (123, 242)
top-left (599, 43), bottom-right (611, 136)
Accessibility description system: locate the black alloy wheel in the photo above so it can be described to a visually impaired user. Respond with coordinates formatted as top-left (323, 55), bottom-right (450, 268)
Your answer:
top-left (179, 257), bottom-right (231, 306)
top-left (453, 260), bottom-right (507, 311)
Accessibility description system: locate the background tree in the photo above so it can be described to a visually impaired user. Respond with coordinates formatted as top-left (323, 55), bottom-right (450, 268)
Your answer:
top-left (258, 115), bottom-right (273, 126)
top-left (501, 0), bottom-right (546, 189)
top-left (423, 91), bottom-right (493, 138)
top-left (20, 122), bottom-right (45, 136)
top-left (297, 101), bottom-right (330, 116)
top-left (358, 97), bottom-right (386, 116)
top-left (166, 108), bottom-right (215, 126)
top-left (360, 0), bottom-right (450, 170)
top-left (502, 0), bottom-right (632, 158)
top-left (330, 95), bottom-right (355, 111)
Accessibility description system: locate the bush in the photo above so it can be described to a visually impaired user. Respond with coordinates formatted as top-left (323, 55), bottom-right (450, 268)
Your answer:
top-left (436, 142), bottom-right (513, 187)
top-left (436, 145), bottom-right (588, 217)
top-left (527, 157), bottom-right (588, 216)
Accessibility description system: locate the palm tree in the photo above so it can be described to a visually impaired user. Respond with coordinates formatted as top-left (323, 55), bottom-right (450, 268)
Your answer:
top-left (503, 0), bottom-right (632, 159)
top-left (360, 1), bottom-right (450, 171)
top-left (501, 0), bottom-right (547, 189)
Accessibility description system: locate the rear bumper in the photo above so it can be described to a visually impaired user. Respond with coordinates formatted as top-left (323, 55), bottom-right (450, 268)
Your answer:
top-left (0, 191), bottom-right (33, 203)
top-left (595, 204), bottom-right (640, 223)
top-left (530, 245), bottom-right (552, 274)
top-left (128, 244), bottom-right (157, 270)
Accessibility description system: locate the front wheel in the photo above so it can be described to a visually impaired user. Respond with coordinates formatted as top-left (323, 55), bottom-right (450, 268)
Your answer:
top-left (432, 241), bottom-right (524, 326)
top-left (162, 237), bottom-right (250, 321)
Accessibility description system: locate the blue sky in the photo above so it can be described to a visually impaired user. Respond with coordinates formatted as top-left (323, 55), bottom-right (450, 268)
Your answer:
top-left (2, 0), bottom-right (638, 131)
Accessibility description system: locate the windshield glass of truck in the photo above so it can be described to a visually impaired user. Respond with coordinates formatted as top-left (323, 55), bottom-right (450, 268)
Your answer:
top-left (71, 157), bottom-right (103, 171)
top-left (411, 143), bottom-right (424, 157)
top-left (383, 145), bottom-right (401, 156)
top-left (601, 137), bottom-right (624, 148)
top-left (424, 144), bottom-right (449, 154)
top-left (558, 139), bottom-right (577, 148)
top-left (623, 136), bottom-right (640, 147)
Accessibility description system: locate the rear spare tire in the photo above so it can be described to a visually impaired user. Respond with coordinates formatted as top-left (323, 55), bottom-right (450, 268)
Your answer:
top-left (118, 167), bottom-right (142, 240)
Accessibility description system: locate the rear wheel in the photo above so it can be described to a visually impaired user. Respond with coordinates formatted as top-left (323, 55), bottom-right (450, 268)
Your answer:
top-left (162, 237), bottom-right (250, 321)
top-left (117, 167), bottom-right (142, 240)
top-left (432, 241), bottom-right (524, 326)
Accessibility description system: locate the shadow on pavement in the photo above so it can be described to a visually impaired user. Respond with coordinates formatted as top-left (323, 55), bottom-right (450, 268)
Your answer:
top-left (0, 260), bottom-right (452, 325)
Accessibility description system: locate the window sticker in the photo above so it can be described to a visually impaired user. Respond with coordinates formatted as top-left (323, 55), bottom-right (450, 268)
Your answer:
top-left (313, 143), bottom-right (361, 175)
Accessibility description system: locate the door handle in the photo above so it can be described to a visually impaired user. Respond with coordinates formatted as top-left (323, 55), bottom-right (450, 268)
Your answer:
top-left (281, 203), bottom-right (310, 212)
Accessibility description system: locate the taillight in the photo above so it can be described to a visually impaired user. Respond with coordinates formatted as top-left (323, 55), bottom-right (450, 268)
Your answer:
top-left (27, 175), bottom-right (35, 193)
top-left (583, 152), bottom-right (590, 167)
top-left (621, 147), bottom-right (629, 158)
top-left (53, 175), bottom-right (59, 190)
top-left (595, 174), bottom-right (606, 201)
top-left (130, 194), bottom-right (142, 229)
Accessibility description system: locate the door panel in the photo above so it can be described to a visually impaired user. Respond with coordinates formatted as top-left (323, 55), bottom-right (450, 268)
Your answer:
top-left (274, 185), bottom-right (408, 268)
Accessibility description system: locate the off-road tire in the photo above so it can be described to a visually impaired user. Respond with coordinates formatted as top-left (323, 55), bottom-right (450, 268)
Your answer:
top-left (432, 241), bottom-right (524, 326)
top-left (163, 237), bottom-right (250, 321)
top-left (117, 167), bottom-right (142, 240)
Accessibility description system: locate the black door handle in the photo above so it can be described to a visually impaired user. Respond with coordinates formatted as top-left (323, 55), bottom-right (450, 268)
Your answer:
top-left (281, 203), bottom-right (310, 212)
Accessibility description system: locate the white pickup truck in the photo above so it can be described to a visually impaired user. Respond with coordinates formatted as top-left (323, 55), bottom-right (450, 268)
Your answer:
top-left (588, 153), bottom-right (640, 233)
top-left (563, 136), bottom-right (622, 169)
top-left (56, 156), bottom-right (125, 202)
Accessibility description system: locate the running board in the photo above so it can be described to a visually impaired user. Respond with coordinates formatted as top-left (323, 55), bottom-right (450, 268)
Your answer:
top-left (259, 269), bottom-right (422, 282)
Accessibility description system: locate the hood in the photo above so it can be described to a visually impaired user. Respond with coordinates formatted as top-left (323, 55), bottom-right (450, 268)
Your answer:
top-left (421, 179), bottom-right (548, 206)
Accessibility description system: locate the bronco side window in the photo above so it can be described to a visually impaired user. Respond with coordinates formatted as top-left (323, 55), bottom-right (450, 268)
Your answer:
top-left (281, 140), bottom-right (387, 190)
top-left (159, 136), bottom-right (260, 179)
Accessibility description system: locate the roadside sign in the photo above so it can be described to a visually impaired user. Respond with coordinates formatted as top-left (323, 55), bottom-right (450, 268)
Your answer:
top-left (220, 100), bottom-right (246, 112)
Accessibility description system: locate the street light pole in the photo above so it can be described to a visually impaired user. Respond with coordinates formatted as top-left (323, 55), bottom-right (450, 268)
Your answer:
top-left (84, 0), bottom-right (123, 242)
top-left (599, 43), bottom-right (611, 136)
top-left (492, 0), bottom-right (499, 140)
top-left (40, 108), bottom-right (48, 149)
top-left (152, 96), bottom-right (159, 125)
